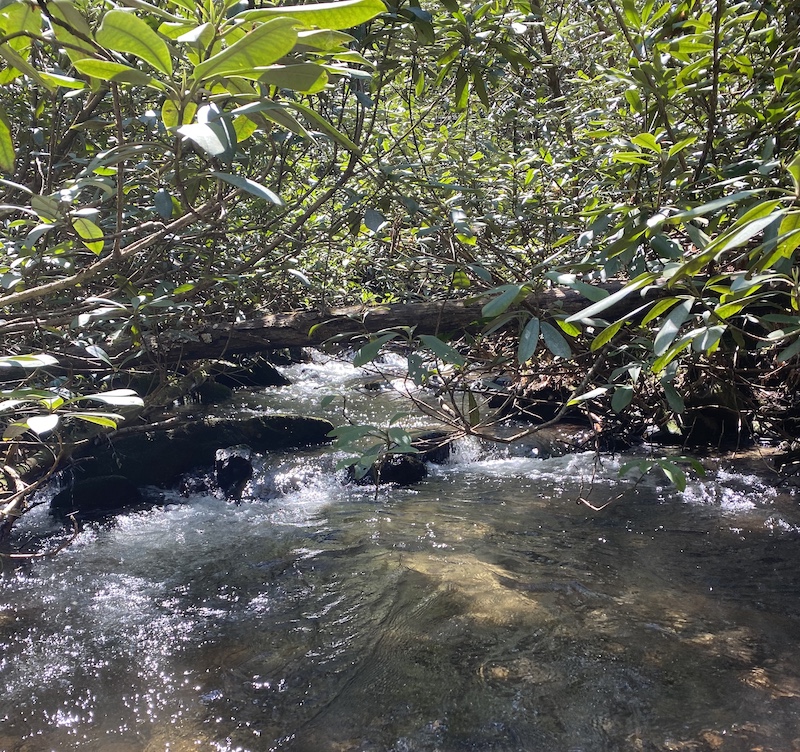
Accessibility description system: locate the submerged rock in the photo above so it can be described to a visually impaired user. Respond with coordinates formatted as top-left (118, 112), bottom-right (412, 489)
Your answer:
top-left (211, 356), bottom-right (290, 389)
top-left (74, 415), bottom-right (333, 488)
top-left (50, 475), bottom-right (142, 519)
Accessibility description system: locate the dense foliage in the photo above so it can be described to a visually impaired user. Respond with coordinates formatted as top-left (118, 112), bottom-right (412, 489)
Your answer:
top-left (1, 0), bottom-right (799, 530)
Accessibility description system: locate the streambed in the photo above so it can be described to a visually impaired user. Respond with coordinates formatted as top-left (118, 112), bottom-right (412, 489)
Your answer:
top-left (1, 355), bottom-right (799, 751)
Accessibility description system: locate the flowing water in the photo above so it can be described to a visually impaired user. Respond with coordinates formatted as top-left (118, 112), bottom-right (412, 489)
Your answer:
top-left (2, 355), bottom-right (800, 751)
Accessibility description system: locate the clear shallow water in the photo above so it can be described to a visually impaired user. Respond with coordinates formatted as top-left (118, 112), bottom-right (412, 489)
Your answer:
top-left (2, 356), bottom-right (800, 752)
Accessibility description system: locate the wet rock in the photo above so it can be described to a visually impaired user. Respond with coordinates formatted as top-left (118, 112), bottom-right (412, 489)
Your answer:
top-left (412, 431), bottom-right (455, 464)
top-left (192, 380), bottom-right (234, 405)
top-left (74, 415), bottom-right (333, 488)
top-left (211, 356), bottom-right (290, 389)
top-left (346, 454), bottom-right (428, 486)
top-left (50, 475), bottom-right (142, 519)
top-left (214, 448), bottom-right (253, 499)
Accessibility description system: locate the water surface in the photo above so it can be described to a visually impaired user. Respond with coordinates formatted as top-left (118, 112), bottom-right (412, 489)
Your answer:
top-left (1, 356), bottom-right (799, 751)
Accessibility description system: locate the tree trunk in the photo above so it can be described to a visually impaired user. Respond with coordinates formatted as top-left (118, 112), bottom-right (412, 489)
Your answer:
top-left (166, 284), bottom-right (628, 361)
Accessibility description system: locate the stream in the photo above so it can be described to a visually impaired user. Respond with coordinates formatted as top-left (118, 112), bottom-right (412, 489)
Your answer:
top-left (2, 354), bottom-right (800, 751)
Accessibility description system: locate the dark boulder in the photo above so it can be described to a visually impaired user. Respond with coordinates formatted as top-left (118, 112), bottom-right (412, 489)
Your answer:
top-left (50, 475), bottom-right (142, 519)
top-left (192, 380), bottom-right (234, 405)
top-left (412, 431), bottom-right (455, 464)
top-left (346, 454), bottom-right (428, 486)
top-left (211, 357), bottom-right (290, 389)
top-left (214, 449), bottom-right (253, 499)
top-left (74, 415), bottom-right (334, 488)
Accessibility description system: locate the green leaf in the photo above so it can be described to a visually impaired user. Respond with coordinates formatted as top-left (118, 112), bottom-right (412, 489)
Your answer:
top-left (692, 325), bottom-right (726, 353)
top-left (72, 59), bottom-right (153, 85)
top-left (631, 133), bottom-right (661, 153)
top-left (95, 9), bottom-right (173, 75)
top-left (70, 411), bottom-right (123, 428)
top-left (47, 0), bottom-right (96, 63)
top-left (663, 382), bottom-right (685, 414)
top-left (418, 334), bottom-right (465, 367)
top-left (777, 336), bottom-right (800, 363)
top-left (81, 389), bottom-right (144, 407)
top-left (590, 319), bottom-right (624, 351)
top-left (654, 299), bottom-right (692, 356)
top-left (777, 211), bottom-right (800, 259)
top-left (26, 414), bottom-right (60, 435)
top-left (211, 171), bottom-right (284, 206)
top-left (328, 424), bottom-right (375, 444)
top-left (788, 151), bottom-right (800, 199)
top-left (0, 110), bottom-right (13, 173)
top-left (641, 297), bottom-right (682, 326)
top-left (364, 207), bottom-right (387, 233)
top-left (73, 217), bottom-right (104, 254)
top-left (241, 0), bottom-right (386, 30)
top-left (257, 63), bottom-right (328, 93)
top-left (154, 187), bottom-right (173, 219)
top-left (556, 318), bottom-right (581, 337)
top-left (667, 190), bottom-right (760, 222)
top-left (540, 321), bottom-right (571, 359)
top-left (193, 18), bottom-right (298, 81)
top-left (657, 459), bottom-right (687, 492)
top-left (612, 385), bottom-right (634, 413)
top-left (517, 316), bottom-right (540, 364)
top-left (353, 333), bottom-right (398, 366)
top-left (178, 122), bottom-right (233, 159)
top-left (482, 284), bottom-right (524, 319)
top-left (0, 353), bottom-right (58, 369)
top-left (287, 100), bottom-right (360, 152)
top-left (565, 274), bottom-right (657, 323)
top-left (567, 386), bottom-right (609, 406)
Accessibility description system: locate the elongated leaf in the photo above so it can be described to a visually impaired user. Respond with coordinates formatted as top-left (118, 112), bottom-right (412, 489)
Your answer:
top-left (654, 299), bottom-right (692, 356)
top-left (540, 320), bottom-right (571, 359)
top-left (96, 9), bottom-right (172, 75)
top-left (73, 58), bottom-right (152, 85)
top-left (0, 110), bottom-right (13, 173)
top-left (567, 386), bottom-right (609, 406)
top-left (663, 382), bottom-right (685, 413)
top-left (418, 334), bottom-right (465, 367)
top-left (70, 411), bottom-right (123, 428)
top-left (211, 171), bottom-right (284, 206)
top-left (193, 18), bottom-right (298, 81)
top-left (631, 133), bottom-right (661, 153)
top-left (612, 385), bottom-right (634, 413)
top-left (777, 211), bottom-right (800, 259)
top-left (482, 284), bottom-right (523, 319)
top-left (517, 316), bottom-right (540, 363)
top-left (73, 217), bottom-right (104, 254)
top-left (287, 100), bottom-right (359, 152)
top-left (241, 0), bottom-right (385, 30)
top-left (0, 353), bottom-right (58, 369)
top-left (565, 274), bottom-right (657, 323)
top-left (27, 414), bottom-right (60, 435)
top-left (353, 333), bottom-right (398, 366)
top-left (657, 459), bottom-right (686, 491)
top-left (590, 319), bottom-right (624, 351)
top-left (257, 63), bottom-right (328, 93)
top-left (692, 325), bottom-right (726, 352)
top-left (48, 0), bottom-right (95, 63)
top-left (178, 122), bottom-right (232, 158)
top-left (82, 389), bottom-right (144, 407)
top-left (667, 190), bottom-right (760, 222)
top-left (777, 336), bottom-right (800, 362)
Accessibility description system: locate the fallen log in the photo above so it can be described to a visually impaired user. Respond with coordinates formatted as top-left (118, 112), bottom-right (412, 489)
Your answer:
top-left (164, 284), bottom-right (629, 361)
